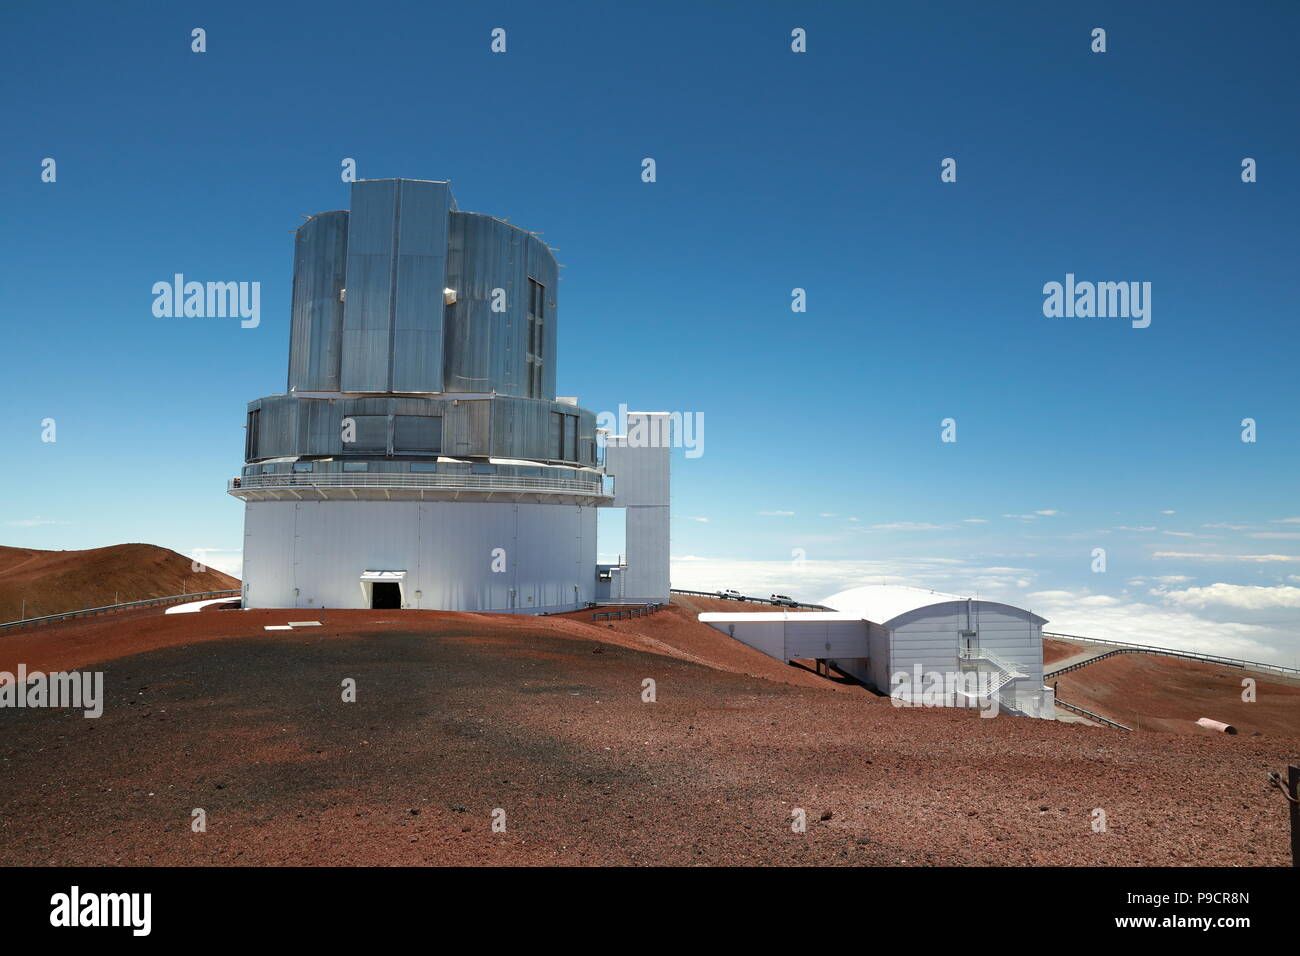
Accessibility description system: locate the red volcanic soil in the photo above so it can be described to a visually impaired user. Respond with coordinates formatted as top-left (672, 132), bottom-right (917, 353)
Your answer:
top-left (661, 594), bottom-right (820, 614)
top-left (0, 543), bottom-right (238, 622)
top-left (553, 603), bottom-right (862, 693)
top-left (0, 598), bottom-right (1295, 866)
top-left (1052, 652), bottom-right (1300, 736)
top-left (1043, 637), bottom-right (1084, 666)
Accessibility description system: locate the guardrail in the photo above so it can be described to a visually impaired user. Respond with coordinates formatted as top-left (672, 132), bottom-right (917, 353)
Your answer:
top-left (229, 473), bottom-right (608, 497)
top-left (669, 587), bottom-right (830, 610)
top-left (1053, 697), bottom-right (1132, 731)
top-left (1044, 631), bottom-right (1300, 679)
top-left (1, 590), bottom-right (241, 632)
top-left (592, 604), bottom-right (665, 621)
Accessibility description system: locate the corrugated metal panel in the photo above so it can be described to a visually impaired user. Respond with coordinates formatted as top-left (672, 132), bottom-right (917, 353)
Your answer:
top-left (251, 395), bottom-right (298, 461)
top-left (443, 399), bottom-right (491, 457)
top-left (443, 214), bottom-right (560, 399)
top-left (298, 397), bottom-right (340, 456)
top-left (394, 414), bottom-right (441, 452)
top-left (347, 415), bottom-right (388, 452)
top-left (391, 180), bottom-right (450, 392)
top-left (445, 213), bottom-right (517, 394)
top-left (784, 619), bottom-right (870, 659)
top-left (341, 180), bottom-right (398, 391)
top-left (287, 211), bottom-right (348, 392)
top-left (241, 499), bottom-right (595, 612)
top-left (606, 414), bottom-right (670, 506)
top-left (526, 234), bottom-right (559, 401)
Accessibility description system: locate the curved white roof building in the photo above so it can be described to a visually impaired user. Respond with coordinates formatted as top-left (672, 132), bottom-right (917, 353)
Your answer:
top-left (822, 584), bottom-right (1048, 628)
top-left (700, 584), bottom-right (1054, 719)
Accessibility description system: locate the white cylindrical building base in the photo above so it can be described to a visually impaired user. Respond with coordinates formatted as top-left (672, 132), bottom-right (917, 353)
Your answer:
top-left (241, 499), bottom-right (596, 612)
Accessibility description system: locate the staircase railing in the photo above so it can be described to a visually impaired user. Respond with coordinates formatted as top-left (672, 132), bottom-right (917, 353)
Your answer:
top-left (956, 645), bottom-right (1028, 703)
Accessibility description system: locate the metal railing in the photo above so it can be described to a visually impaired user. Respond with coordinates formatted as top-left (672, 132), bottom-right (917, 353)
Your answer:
top-left (230, 472), bottom-right (608, 496)
top-left (955, 646), bottom-right (1027, 700)
top-left (669, 587), bottom-right (830, 610)
top-left (1043, 631), bottom-right (1300, 679)
top-left (1053, 697), bottom-right (1132, 731)
top-left (958, 645), bottom-right (1027, 677)
top-left (1, 589), bottom-right (241, 632)
top-left (592, 604), bottom-right (665, 621)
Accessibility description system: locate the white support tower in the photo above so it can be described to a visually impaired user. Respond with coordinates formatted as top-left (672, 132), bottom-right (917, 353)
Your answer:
top-left (603, 411), bottom-right (671, 604)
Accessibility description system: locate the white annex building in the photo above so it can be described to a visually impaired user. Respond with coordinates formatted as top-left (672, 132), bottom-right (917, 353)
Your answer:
top-left (699, 584), bottom-right (1055, 719)
top-left (228, 178), bottom-right (669, 613)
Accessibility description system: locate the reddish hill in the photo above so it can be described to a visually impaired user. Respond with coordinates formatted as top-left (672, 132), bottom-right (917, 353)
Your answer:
top-left (0, 543), bottom-right (239, 622)
top-left (1052, 651), bottom-right (1300, 736)
top-left (0, 597), bottom-right (1294, 866)
top-left (1043, 637), bottom-right (1084, 666)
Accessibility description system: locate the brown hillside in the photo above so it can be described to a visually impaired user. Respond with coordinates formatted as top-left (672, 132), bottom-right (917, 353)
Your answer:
top-left (1042, 637), bottom-right (1084, 666)
top-left (0, 599), bottom-right (1294, 866)
top-left (1052, 652), bottom-right (1300, 736)
top-left (0, 543), bottom-right (239, 622)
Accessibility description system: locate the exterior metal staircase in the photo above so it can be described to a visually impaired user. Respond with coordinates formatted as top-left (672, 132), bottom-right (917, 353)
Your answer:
top-left (956, 645), bottom-right (1027, 705)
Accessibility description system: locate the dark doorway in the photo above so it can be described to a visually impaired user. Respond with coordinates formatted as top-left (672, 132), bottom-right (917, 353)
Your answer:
top-left (371, 582), bottom-right (401, 609)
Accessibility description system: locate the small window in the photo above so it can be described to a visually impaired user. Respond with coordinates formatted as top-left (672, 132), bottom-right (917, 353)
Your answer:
top-left (343, 461), bottom-right (368, 472)
top-left (527, 278), bottom-right (545, 398)
top-left (346, 414), bottom-right (389, 452)
top-left (293, 462), bottom-right (314, 473)
top-left (410, 462), bottom-right (437, 473)
top-left (394, 415), bottom-right (442, 453)
top-left (245, 409), bottom-right (260, 461)
top-left (471, 464), bottom-right (496, 475)
top-left (550, 411), bottom-right (564, 460)
top-left (261, 464), bottom-right (275, 474)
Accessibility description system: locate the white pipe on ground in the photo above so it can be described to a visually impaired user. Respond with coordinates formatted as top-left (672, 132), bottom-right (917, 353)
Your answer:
top-left (1195, 717), bottom-right (1238, 734)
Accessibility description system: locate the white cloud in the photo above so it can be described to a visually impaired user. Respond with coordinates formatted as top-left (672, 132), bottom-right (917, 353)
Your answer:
top-left (1035, 510), bottom-right (1059, 516)
top-left (1153, 583), bottom-right (1300, 611)
top-left (1160, 510), bottom-right (1176, 515)
top-left (866, 522), bottom-right (949, 532)
top-left (671, 557), bottom-right (1035, 607)
top-left (1161, 530), bottom-right (1196, 537)
top-left (684, 516), bottom-right (709, 523)
top-left (963, 518), bottom-right (988, 523)
top-left (1026, 588), bottom-right (1297, 665)
top-left (756, 510), bottom-right (794, 517)
top-left (1155, 552), bottom-right (1300, 563)
top-left (189, 548), bottom-right (242, 578)
top-left (1025, 589), bottom-right (1082, 603)
top-left (1249, 532), bottom-right (1300, 540)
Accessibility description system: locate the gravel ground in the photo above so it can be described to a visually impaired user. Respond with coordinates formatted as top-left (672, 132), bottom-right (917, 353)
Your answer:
top-left (0, 604), bottom-right (1294, 866)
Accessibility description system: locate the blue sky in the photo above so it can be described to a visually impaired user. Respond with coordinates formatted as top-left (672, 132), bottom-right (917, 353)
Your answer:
top-left (2, 1), bottom-right (1298, 661)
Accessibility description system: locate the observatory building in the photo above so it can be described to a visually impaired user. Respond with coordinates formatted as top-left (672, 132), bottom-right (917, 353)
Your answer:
top-left (228, 178), bottom-right (668, 612)
top-left (699, 585), bottom-right (1055, 718)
